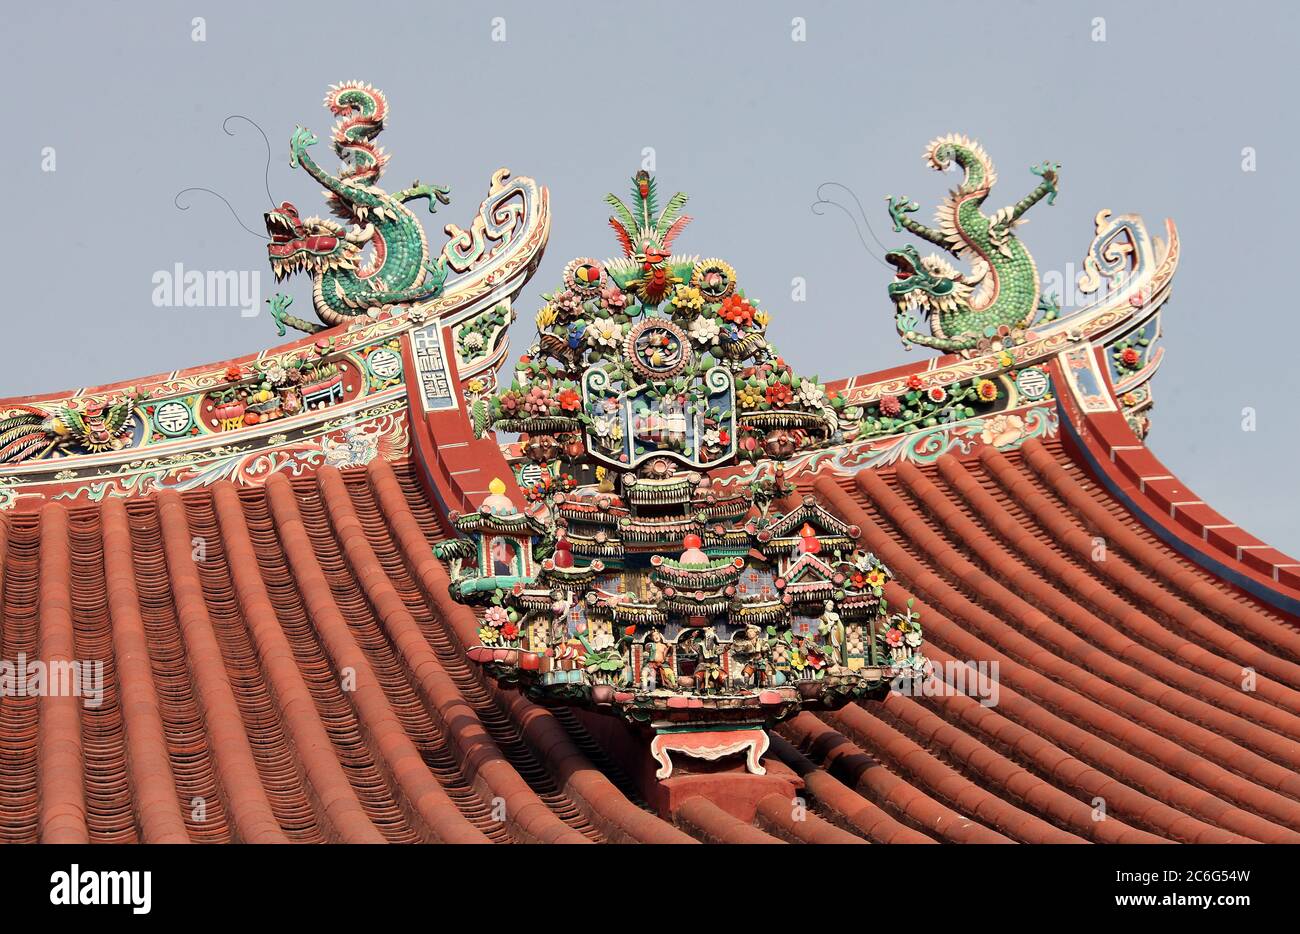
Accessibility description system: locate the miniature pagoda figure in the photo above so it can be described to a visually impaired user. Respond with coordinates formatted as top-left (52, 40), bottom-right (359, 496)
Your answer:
top-left (441, 477), bottom-right (547, 602)
top-left (452, 170), bottom-right (925, 781)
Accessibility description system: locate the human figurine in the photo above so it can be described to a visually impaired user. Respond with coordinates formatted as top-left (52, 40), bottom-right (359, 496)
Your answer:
top-left (550, 589), bottom-right (574, 644)
top-left (491, 537), bottom-right (519, 576)
top-left (616, 626), bottom-right (636, 687)
top-left (674, 629), bottom-right (696, 691)
top-left (694, 629), bottom-right (724, 695)
top-left (819, 600), bottom-right (845, 667)
top-left (730, 624), bottom-right (769, 688)
top-left (641, 628), bottom-right (674, 692)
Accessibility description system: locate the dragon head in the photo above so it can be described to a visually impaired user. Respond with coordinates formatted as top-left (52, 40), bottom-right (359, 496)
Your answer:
top-left (265, 201), bottom-right (364, 280)
top-left (885, 246), bottom-right (970, 315)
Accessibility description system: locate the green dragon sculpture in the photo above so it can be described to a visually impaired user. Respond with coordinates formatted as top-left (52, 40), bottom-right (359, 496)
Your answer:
top-left (885, 134), bottom-right (1061, 353)
top-left (265, 82), bottom-right (451, 335)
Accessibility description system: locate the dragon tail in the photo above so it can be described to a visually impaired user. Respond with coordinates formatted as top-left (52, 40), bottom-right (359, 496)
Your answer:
top-left (325, 81), bottom-right (389, 183)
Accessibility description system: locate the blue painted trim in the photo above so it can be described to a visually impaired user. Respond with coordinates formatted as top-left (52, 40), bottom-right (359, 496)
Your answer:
top-left (1058, 403), bottom-right (1300, 618)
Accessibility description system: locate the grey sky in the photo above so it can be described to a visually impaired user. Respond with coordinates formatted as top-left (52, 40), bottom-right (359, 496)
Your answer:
top-left (4, 0), bottom-right (1298, 554)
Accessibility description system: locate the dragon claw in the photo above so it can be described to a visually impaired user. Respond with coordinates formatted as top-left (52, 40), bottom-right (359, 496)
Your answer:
top-left (1031, 160), bottom-right (1061, 204)
top-left (1037, 292), bottom-right (1061, 322)
top-left (426, 185), bottom-right (452, 213)
top-left (887, 194), bottom-right (919, 232)
top-left (422, 256), bottom-right (448, 294)
top-left (268, 293), bottom-right (293, 337)
top-left (397, 181), bottom-right (453, 213)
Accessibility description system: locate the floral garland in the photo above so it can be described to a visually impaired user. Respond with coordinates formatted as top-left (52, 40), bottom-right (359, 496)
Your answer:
top-left (490, 357), bottom-right (585, 428)
top-left (478, 604), bottom-right (522, 646)
top-left (456, 303), bottom-right (512, 364)
top-left (879, 598), bottom-right (926, 671)
top-left (849, 372), bottom-right (1003, 441)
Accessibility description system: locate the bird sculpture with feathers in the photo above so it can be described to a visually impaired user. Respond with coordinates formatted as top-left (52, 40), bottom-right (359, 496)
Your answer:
top-left (604, 170), bottom-right (694, 304)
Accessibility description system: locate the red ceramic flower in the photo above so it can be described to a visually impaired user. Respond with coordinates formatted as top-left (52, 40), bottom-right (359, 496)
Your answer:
top-left (765, 383), bottom-right (793, 406)
top-left (225, 366), bottom-right (242, 381)
top-left (719, 294), bottom-right (755, 326)
top-left (502, 622), bottom-right (519, 639)
top-left (927, 386), bottom-right (947, 403)
top-left (906, 374), bottom-right (924, 390)
top-left (886, 628), bottom-right (903, 646)
top-left (556, 388), bottom-right (581, 412)
top-left (1120, 347), bottom-right (1140, 367)
top-left (879, 394), bottom-right (902, 417)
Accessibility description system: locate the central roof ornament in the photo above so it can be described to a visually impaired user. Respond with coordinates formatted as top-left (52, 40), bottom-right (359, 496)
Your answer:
top-left (444, 171), bottom-right (927, 783)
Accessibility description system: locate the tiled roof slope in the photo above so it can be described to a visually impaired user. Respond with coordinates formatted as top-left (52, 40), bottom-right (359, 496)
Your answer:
top-left (4, 434), bottom-right (1300, 843)
top-left (1, 461), bottom-right (692, 844)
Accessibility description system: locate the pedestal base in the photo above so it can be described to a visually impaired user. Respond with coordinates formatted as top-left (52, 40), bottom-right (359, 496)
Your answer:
top-left (649, 724), bottom-right (770, 779)
top-left (568, 709), bottom-right (804, 820)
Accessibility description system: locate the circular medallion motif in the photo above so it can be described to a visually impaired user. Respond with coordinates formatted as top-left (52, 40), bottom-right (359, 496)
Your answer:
top-left (153, 400), bottom-right (194, 437)
top-left (563, 257), bottom-right (605, 297)
top-left (1015, 367), bottom-right (1049, 400)
top-left (691, 259), bottom-right (737, 302)
top-left (624, 319), bottom-right (692, 379)
top-left (366, 347), bottom-right (402, 380)
top-left (517, 462), bottom-right (545, 490)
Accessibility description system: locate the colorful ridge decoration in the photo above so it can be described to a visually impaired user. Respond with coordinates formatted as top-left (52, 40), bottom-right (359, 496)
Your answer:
top-left (0, 82), bottom-right (550, 507)
top-left (447, 172), bottom-right (927, 779)
top-left (0, 391), bottom-right (144, 462)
